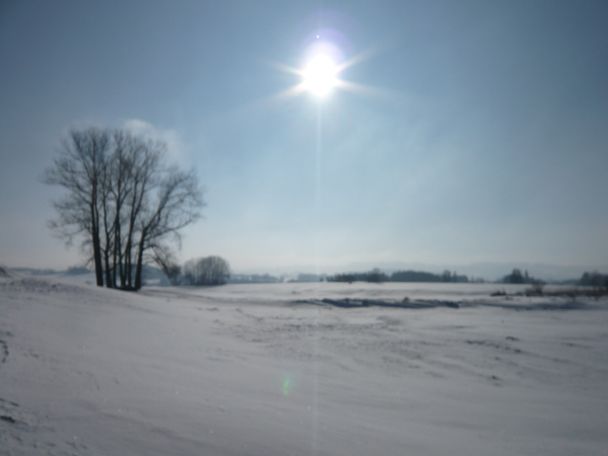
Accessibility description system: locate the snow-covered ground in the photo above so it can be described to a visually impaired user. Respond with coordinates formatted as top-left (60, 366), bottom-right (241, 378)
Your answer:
top-left (1, 276), bottom-right (607, 455)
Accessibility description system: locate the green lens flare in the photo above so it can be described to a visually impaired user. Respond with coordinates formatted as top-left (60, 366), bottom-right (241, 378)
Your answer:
top-left (282, 375), bottom-right (292, 396)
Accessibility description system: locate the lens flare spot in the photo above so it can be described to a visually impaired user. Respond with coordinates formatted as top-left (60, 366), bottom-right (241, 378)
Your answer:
top-left (282, 375), bottom-right (293, 396)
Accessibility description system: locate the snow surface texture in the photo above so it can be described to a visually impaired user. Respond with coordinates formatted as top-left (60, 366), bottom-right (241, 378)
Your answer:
top-left (1, 278), bottom-right (607, 455)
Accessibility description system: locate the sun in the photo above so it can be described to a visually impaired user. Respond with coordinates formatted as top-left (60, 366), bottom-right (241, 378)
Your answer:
top-left (274, 37), bottom-right (363, 101)
top-left (300, 53), bottom-right (340, 99)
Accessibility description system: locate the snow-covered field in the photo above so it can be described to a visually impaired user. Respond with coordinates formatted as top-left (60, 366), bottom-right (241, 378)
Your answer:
top-left (1, 276), bottom-right (607, 455)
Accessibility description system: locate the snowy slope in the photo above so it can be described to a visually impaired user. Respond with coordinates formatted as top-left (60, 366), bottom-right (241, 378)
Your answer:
top-left (1, 277), bottom-right (607, 455)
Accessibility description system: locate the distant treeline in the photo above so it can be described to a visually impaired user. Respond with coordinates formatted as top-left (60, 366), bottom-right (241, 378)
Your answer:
top-left (501, 268), bottom-right (541, 284)
top-left (579, 271), bottom-right (608, 288)
top-left (229, 273), bottom-right (282, 284)
top-left (17, 264), bottom-right (608, 288)
top-left (228, 273), bottom-right (326, 284)
top-left (327, 268), bottom-right (469, 283)
top-left (501, 269), bottom-right (608, 288)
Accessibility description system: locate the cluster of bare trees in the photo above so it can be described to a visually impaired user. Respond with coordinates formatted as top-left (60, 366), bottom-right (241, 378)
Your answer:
top-left (45, 127), bottom-right (204, 290)
top-left (182, 256), bottom-right (231, 286)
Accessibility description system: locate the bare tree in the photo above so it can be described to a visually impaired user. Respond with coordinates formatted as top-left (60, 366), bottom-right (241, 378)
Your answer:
top-left (118, 135), bottom-right (161, 289)
top-left (44, 127), bottom-right (111, 286)
top-left (133, 166), bottom-right (203, 289)
top-left (108, 130), bottom-right (132, 288)
top-left (45, 126), bottom-right (204, 290)
top-left (152, 245), bottom-right (181, 286)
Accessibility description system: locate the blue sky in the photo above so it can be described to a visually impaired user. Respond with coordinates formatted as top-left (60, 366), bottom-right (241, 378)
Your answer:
top-left (1, 0), bottom-right (607, 273)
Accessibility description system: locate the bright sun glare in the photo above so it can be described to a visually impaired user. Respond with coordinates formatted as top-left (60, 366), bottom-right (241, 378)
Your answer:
top-left (301, 53), bottom-right (339, 99)
top-left (277, 36), bottom-right (360, 101)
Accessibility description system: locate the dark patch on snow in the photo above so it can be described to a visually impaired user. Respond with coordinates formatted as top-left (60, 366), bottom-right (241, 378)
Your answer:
top-left (292, 297), bottom-right (597, 312)
top-left (293, 298), bottom-right (461, 309)
top-left (0, 414), bottom-right (17, 424)
top-left (0, 339), bottom-right (8, 364)
top-left (465, 339), bottom-right (523, 354)
top-left (481, 301), bottom-right (590, 311)
top-left (0, 398), bottom-right (19, 408)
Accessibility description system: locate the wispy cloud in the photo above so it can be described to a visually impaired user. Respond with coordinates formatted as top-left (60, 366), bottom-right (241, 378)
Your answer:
top-left (123, 119), bottom-right (188, 165)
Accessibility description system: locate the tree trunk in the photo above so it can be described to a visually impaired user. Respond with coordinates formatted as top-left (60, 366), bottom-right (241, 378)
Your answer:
top-left (91, 201), bottom-right (104, 287)
top-left (123, 207), bottom-right (136, 289)
top-left (102, 190), bottom-right (114, 288)
top-left (92, 230), bottom-right (103, 286)
top-left (124, 242), bottom-right (132, 288)
top-left (104, 249), bottom-right (113, 288)
top-left (114, 221), bottom-right (123, 288)
top-left (113, 202), bottom-right (122, 288)
top-left (134, 232), bottom-right (146, 290)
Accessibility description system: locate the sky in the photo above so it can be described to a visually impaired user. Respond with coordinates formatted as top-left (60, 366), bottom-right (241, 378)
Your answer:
top-left (1, 0), bottom-right (607, 275)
